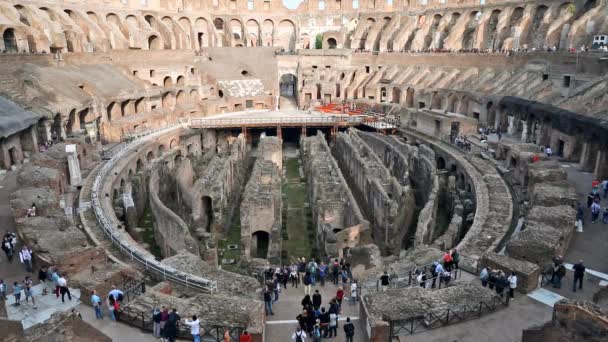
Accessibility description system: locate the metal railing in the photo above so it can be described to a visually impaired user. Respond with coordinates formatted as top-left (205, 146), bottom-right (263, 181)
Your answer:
top-left (363, 269), bottom-right (461, 295)
top-left (90, 123), bottom-right (218, 292)
top-left (388, 293), bottom-right (510, 337)
top-left (190, 115), bottom-right (367, 128)
top-left (117, 305), bottom-right (245, 341)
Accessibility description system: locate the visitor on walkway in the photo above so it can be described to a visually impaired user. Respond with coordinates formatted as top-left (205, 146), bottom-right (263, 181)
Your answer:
top-left (2, 234), bottom-right (14, 262)
top-left (273, 276), bottom-right (280, 302)
top-left (331, 259), bottom-right (340, 285)
top-left (432, 262), bottom-right (444, 288)
top-left (544, 146), bottom-right (552, 157)
top-left (24, 276), bottom-right (36, 309)
top-left (576, 204), bottom-right (585, 232)
top-left (603, 208), bottom-right (608, 224)
top-left (308, 259), bottom-right (318, 285)
top-left (292, 326), bottom-right (307, 342)
top-left (488, 269), bottom-right (497, 290)
top-left (343, 317), bottom-right (355, 342)
top-left (19, 245), bottom-right (33, 273)
top-left (319, 307), bottom-right (329, 337)
top-left (319, 262), bottom-right (327, 286)
top-left (303, 271), bottom-right (312, 295)
top-left (290, 265), bottom-right (299, 288)
top-left (184, 315), bottom-right (201, 342)
top-left (507, 272), bottom-right (517, 299)
top-left (160, 306), bottom-right (169, 335)
top-left (312, 290), bottom-right (321, 310)
top-left (573, 260), bottom-right (586, 292)
top-left (349, 280), bottom-right (357, 304)
top-left (551, 257), bottom-right (566, 289)
top-left (51, 269), bottom-right (60, 298)
top-left (336, 286), bottom-right (345, 309)
top-left (223, 328), bottom-right (230, 342)
top-left (312, 320), bottom-right (322, 342)
top-left (13, 282), bottom-right (22, 306)
top-left (152, 307), bottom-right (161, 337)
top-left (107, 295), bottom-right (116, 321)
top-left (302, 294), bottom-right (313, 309)
top-left (263, 287), bottom-right (274, 315)
top-left (443, 251), bottom-right (453, 271)
top-left (451, 249), bottom-right (460, 269)
top-left (163, 308), bottom-right (180, 342)
top-left (495, 271), bottom-right (506, 297)
top-left (602, 179), bottom-right (608, 199)
top-left (298, 257), bottom-right (307, 283)
top-left (239, 330), bottom-right (252, 342)
top-left (108, 285), bottom-right (124, 301)
top-left (379, 271), bottom-right (390, 291)
top-left (417, 269), bottom-right (427, 288)
top-left (328, 311), bottom-right (338, 338)
top-left (282, 266), bottom-right (289, 289)
top-left (0, 280), bottom-right (6, 300)
top-left (57, 274), bottom-right (72, 302)
top-left (91, 290), bottom-right (103, 319)
top-left (591, 201), bottom-right (601, 224)
top-left (38, 267), bottom-right (49, 294)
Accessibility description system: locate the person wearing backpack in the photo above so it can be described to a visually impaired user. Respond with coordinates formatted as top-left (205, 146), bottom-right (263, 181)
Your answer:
top-left (343, 317), bottom-right (355, 342)
top-left (292, 326), bottom-right (307, 342)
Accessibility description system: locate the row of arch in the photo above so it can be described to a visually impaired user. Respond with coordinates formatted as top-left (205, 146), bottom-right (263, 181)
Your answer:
top-left (0, 3), bottom-right (300, 52)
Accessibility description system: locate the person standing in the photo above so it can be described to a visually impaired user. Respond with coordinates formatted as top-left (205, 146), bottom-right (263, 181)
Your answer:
top-left (51, 269), bottom-right (60, 298)
top-left (152, 308), bottom-right (161, 337)
top-left (23, 276), bottom-right (36, 309)
top-left (602, 179), bottom-right (608, 199)
top-left (12, 282), bottom-right (22, 306)
top-left (312, 290), bottom-right (322, 310)
top-left (303, 272), bottom-right (312, 295)
top-left (350, 280), bottom-right (357, 304)
top-left (38, 267), bottom-right (49, 294)
top-left (507, 272), bottom-right (517, 299)
top-left (443, 251), bottom-right (453, 272)
top-left (292, 326), bottom-right (307, 342)
top-left (290, 265), bottom-right (299, 288)
top-left (91, 290), bottom-right (103, 319)
top-left (312, 320), bottom-right (322, 342)
top-left (57, 275), bottom-right (71, 302)
top-left (184, 315), bottom-right (201, 342)
top-left (328, 311), bottom-right (338, 338)
top-left (160, 306), bottom-right (169, 336)
top-left (263, 287), bottom-right (274, 316)
top-left (591, 201), bottom-right (601, 224)
top-left (163, 308), bottom-right (180, 342)
top-left (2, 236), bottom-right (14, 262)
top-left (573, 260), bottom-right (586, 292)
top-left (343, 317), bottom-right (355, 342)
top-left (0, 280), bottom-right (6, 300)
top-left (451, 249), bottom-right (460, 269)
top-left (107, 295), bottom-right (116, 322)
top-left (19, 245), bottom-right (33, 273)
top-left (319, 262), bottom-right (327, 286)
top-left (379, 271), bottom-right (390, 291)
top-left (331, 259), bottom-right (340, 285)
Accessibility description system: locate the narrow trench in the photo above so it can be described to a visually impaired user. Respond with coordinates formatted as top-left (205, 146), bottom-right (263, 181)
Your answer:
top-left (280, 140), bottom-right (316, 264)
top-left (139, 206), bottom-right (162, 259)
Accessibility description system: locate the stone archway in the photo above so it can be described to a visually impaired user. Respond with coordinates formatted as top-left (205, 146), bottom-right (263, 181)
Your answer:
top-left (3, 29), bottom-right (18, 53)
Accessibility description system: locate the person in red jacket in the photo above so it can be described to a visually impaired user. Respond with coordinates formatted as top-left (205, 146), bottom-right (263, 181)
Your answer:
top-left (443, 251), bottom-right (453, 272)
top-left (239, 330), bottom-right (252, 342)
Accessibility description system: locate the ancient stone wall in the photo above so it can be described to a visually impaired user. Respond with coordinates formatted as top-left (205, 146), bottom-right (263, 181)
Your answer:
top-left (149, 160), bottom-right (200, 258)
top-left (333, 129), bottom-right (416, 255)
top-left (522, 300), bottom-right (608, 342)
top-left (191, 133), bottom-right (249, 236)
top-left (480, 253), bottom-right (540, 294)
top-left (240, 136), bottom-right (282, 263)
top-left (301, 132), bottom-right (370, 258)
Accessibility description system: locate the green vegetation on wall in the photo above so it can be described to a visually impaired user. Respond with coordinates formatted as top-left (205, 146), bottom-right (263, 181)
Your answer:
top-left (315, 34), bottom-right (323, 49)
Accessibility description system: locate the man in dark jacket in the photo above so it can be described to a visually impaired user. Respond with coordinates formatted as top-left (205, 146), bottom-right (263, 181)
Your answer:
top-left (319, 307), bottom-right (330, 337)
top-left (312, 290), bottom-right (322, 310)
top-left (163, 308), bottom-right (180, 342)
top-left (573, 260), bottom-right (586, 292)
top-left (343, 317), bottom-right (355, 342)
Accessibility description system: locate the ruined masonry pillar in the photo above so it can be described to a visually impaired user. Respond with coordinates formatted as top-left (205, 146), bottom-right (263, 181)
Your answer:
top-left (520, 120), bottom-right (529, 143)
top-left (66, 144), bottom-right (82, 186)
top-left (507, 116), bottom-right (517, 136)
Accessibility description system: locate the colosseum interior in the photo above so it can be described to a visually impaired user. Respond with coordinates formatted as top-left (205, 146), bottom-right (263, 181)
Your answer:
top-left (1, 0), bottom-right (608, 341)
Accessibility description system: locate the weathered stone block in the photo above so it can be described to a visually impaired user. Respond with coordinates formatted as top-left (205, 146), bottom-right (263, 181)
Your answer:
top-left (480, 253), bottom-right (540, 293)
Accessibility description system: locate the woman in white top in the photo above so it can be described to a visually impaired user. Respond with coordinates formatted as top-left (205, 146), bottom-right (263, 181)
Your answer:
top-left (349, 281), bottom-right (357, 304)
top-left (507, 272), bottom-right (517, 299)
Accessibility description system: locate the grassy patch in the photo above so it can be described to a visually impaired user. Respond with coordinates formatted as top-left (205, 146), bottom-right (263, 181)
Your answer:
top-left (139, 207), bottom-right (163, 259)
top-left (218, 201), bottom-right (242, 272)
top-left (281, 157), bottom-right (316, 264)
